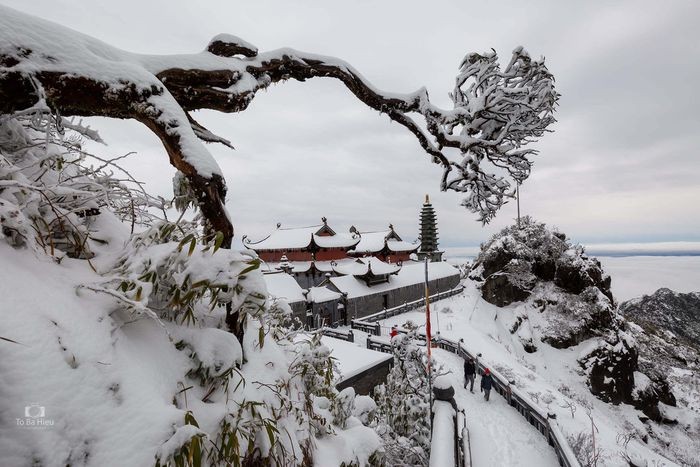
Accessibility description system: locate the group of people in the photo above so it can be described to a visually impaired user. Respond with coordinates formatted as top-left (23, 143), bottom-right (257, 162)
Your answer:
top-left (387, 326), bottom-right (494, 401)
top-left (463, 355), bottom-right (493, 401)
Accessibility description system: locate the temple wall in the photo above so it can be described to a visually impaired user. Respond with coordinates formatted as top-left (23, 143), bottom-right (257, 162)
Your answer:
top-left (343, 273), bottom-right (461, 321)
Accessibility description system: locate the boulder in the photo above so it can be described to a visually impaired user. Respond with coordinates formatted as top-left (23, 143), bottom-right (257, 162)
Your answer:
top-left (578, 332), bottom-right (637, 405)
top-left (481, 273), bottom-right (531, 307)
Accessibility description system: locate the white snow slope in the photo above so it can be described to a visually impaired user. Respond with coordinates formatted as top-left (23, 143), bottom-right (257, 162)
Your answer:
top-left (0, 229), bottom-right (379, 467)
top-left (379, 282), bottom-right (696, 467)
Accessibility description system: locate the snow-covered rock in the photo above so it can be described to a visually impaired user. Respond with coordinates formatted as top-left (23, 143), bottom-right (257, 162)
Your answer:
top-left (470, 218), bottom-right (680, 425)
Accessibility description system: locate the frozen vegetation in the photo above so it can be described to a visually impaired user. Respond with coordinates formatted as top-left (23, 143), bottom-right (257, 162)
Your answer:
top-left (0, 116), bottom-right (383, 466)
top-left (2, 5), bottom-right (698, 467)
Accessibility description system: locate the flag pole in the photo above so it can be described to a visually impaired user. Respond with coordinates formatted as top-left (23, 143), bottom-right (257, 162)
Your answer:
top-left (425, 257), bottom-right (433, 421)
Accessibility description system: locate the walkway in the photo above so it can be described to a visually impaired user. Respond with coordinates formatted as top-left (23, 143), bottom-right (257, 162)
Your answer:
top-left (433, 349), bottom-right (560, 467)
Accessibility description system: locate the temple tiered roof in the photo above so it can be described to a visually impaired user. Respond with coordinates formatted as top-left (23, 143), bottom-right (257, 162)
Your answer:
top-left (348, 225), bottom-right (418, 256)
top-left (331, 257), bottom-right (401, 276)
top-left (243, 219), bottom-right (360, 252)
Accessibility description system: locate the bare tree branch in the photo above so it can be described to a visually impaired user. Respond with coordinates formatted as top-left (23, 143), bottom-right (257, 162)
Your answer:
top-left (0, 5), bottom-right (559, 245)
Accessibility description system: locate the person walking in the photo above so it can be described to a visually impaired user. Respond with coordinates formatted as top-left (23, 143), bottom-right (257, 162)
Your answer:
top-left (464, 357), bottom-right (476, 393)
top-left (389, 326), bottom-right (398, 338)
top-left (481, 368), bottom-right (493, 401)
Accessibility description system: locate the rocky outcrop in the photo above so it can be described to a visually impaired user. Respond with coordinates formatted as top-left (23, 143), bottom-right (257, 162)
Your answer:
top-left (481, 273), bottom-right (531, 307)
top-left (470, 217), bottom-right (613, 308)
top-left (538, 286), bottom-right (616, 349)
top-left (578, 331), bottom-right (637, 405)
top-left (618, 288), bottom-right (700, 422)
top-left (470, 218), bottom-right (680, 418)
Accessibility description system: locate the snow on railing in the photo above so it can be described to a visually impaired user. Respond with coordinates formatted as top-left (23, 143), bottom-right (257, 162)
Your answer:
top-left (457, 408), bottom-right (472, 467)
top-left (354, 285), bottom-right (465, 325)
top-left (427, 334), bottom-right (581, 467)
top-left (365, 335), bottom-right (393, 354)
top-left (320, 327), bottom-right (354, 343)
top-left (350, 319), bottom-right (381, 336)
top-left (351, 285), bottom-right (465, 337)
top-left (429, 401), bottom-right (457, 467)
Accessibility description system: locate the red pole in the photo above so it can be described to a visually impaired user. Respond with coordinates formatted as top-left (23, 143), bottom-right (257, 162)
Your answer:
top-left (425, 257), bottom-right (432, 360)
top-left (425, 257), bottom-right (433, 422)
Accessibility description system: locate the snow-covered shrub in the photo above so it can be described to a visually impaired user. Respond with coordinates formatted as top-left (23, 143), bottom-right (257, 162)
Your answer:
top-left (353, 396), bottom-right (378, 425)
top-left (0, 113), bottom-right (164, 257)
top-left (332, 388), bottom-right (356, 429)
top-left (81, 221), bottom-right (267, 326)
top-left (0, 114), bottom-right (381, 466)
top-left (567, 430), bottom-right (605, 467)
top-left (155, 412), bottom-right (207, 467)
top-left (373, 332), bottom-right (434, 466)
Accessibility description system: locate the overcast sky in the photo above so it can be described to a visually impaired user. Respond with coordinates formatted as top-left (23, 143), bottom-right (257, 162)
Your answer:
top-left (4, 0), bottom-right (699, 247)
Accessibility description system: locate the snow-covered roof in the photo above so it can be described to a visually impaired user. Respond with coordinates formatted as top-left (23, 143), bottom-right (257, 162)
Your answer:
top-left (246, 225), bottom-right (321, 250)
top-left (314, 234), bottom-right (359, 249)
top-left (329, 261), bottom-right (459, 298)
top-left (332, 257), bottom-right (401, 276)
top-left (244, 223), bottom-right (359, 251)
top-left (307, 286), bottom-right (343, 303)
top-left (386, 239), bottom-right (419, 252)
top-left (263, 272), bottom-right (306, 303)
top-left (349, 229), bottom-right (418, 255)
top-left (321, 337), bottom-right (393, 382)
top-left (262, 258), bottom-right (357, 274)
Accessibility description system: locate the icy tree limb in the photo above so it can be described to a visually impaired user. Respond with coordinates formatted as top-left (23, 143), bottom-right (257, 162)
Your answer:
top-left (0, 4), bottom-right (559, 242)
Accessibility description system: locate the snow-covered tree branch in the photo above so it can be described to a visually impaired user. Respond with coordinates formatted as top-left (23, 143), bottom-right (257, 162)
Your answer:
top-left (0, 6), bottom-right (558, 240)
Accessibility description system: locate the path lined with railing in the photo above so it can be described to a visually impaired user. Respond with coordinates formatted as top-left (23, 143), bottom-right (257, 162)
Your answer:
top-left (363, 332), bottom-right (581, 467)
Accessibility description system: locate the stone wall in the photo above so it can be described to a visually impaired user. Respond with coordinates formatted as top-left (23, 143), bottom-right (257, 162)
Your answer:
top-left (345, 273), bottom-right (460, 321)
top-left (336, 357), bottom-right (393, 396)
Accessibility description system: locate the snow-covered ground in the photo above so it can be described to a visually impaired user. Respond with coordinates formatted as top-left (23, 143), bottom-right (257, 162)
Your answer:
top-left (434, 350), bottom-right (560, 467)
top-left (375, 283), bottom-right (692, 466)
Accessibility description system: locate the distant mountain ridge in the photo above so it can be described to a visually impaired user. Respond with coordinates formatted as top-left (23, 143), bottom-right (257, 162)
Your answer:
top-left (620, 288), bottom-right (700, 347)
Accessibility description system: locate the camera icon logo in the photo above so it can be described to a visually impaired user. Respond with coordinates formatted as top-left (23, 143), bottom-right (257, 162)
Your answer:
top-left (25, 404), bottom-right (45, 419)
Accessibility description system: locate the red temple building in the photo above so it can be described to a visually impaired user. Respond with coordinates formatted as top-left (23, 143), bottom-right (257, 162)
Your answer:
top-left (348, 224), bottom-right (418, 263)
top-left (245, 203), bottom-right (461, 328)
top-left (242, 217), bottom-right (359, 262)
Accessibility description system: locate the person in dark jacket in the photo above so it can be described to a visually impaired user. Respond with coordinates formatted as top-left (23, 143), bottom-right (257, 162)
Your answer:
top-left (463, 357), bottom-right (476, 393)
top-left (481, 367), bottom-right (493, 401)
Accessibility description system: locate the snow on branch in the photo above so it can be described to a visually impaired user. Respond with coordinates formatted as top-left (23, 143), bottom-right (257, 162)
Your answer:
top-left (0, 5), bottom-right (558, 234)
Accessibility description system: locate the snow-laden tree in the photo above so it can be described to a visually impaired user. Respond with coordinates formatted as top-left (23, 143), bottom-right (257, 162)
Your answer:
top-left (373, 330), bottom-right (437, 466)
top-left (0, 5), bottom-right (559, 240)
top-left (0, 115), bottom-right (383, 466)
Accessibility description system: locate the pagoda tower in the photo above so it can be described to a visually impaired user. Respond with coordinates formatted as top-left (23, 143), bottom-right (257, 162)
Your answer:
top-left (417, 194), bottom-right (443, 262)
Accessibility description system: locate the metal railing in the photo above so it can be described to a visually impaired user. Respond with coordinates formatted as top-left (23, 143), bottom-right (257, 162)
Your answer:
top-left (457, 409), bottom-right (472, 467)
top-left (361, 285), bottom-right (465, 323)
top-left (320, 327), bottom-right (354, 342)
top-left (350, 319), bottom-right (381, 336)
top-left (366, 335), bottom-right (393, 354)
top-left (350, 285), bottom-right (465, 336)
